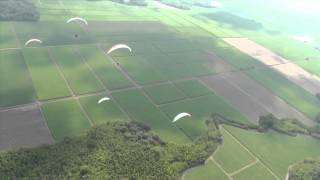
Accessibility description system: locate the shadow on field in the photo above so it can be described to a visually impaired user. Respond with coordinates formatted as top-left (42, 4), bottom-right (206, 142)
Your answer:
top-left (202, 12), bottom-right (263, 31)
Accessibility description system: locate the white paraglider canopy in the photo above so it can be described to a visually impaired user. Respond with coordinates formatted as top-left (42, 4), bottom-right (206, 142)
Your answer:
top-left (25, 38), bottom-right (42, 46)
top-left (98, 97), bottom-right (110, 104)
top-left (107, 44), bottom-right (132, 54)
top-left (172, 112), bottom-right (191, 123)
top-left (66, 17), bottom-right (88, 25)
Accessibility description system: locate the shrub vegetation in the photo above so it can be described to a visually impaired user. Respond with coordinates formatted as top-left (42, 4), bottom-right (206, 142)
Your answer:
top-left (0, 121), bottom-right (220, 179)
top-left (289, 158), bottom-right (320, 180)
top-left (0, 0), bottom-right (39, 21)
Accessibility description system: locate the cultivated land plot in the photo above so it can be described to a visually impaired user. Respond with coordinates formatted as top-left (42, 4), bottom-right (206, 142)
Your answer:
top-left (225, 125), bottom-right (320, 179)
top-left (0, 50), bottom-right (35, 107)
top-left (160, 95), bottom-right (249, 139)
top-left (85, 21), bottom-right (181, 43)
top-left (174, 79), bottom-right (212, 98)
top-left (49, 46), bottom-right (103, 95)
top-left (0, 106), bottom-right (54, 150)
top-left (76, 45), bottom-right (133, 90)
top-left (210, 45), bottom-right (320, 120)
top-left (201, 71), bottom-right (314, 125)
top-left (153, 39), bottom-right (199, 53)
top-left (79, 94), bottom-right (128, 125)
top-left (13, 22), bottom-right (92, 46)
top-left (253, 34), bottom-right (320, 66)
top-left (115, 55), bottom-right (168, 85)
top-left (0, 22), bottom-right (19, 49)
top-left (143, 83), bottom-right (186, 105)
top-left (224, 38), bottom-right (320, 95)
top-left (248, 67), bottom-right (320, 120)
top-left (111, 89), bottom-right (189, 144)
top-left (233, 162), bottom-right (277, 180)
top-left (41, 99), bottom-right (91, 141)
top-left (201, 74), bottom-right (269, 123)
top-left (165, 51), bottom-right (215, 77)
top-left (22, 48), bottom-right (71, 100)
top-left (214, 128), bottom-right (255, 174)
top-left (184, 160), bottom-right (229, 180)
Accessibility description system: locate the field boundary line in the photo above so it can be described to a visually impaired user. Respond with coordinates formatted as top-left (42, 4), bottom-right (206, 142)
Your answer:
top-left (221, 126), bottom-right (281, 180)
top-left (37, 102), bottom-right (55, 144)
top-left (158, 93), bottom-right (212, 107)
top-left (73, 46), bottom-right (132, 122)
top-left (9, 22), bottom-right (21, 48)
top-left (210, 157), bottom-right (233, 180)
top-left (229, 158), bottom-right (258, 177)
top-left (47, 48), bottom-right (75, 97)
top-left (205, 146), bottom-right (220, 164)
top-left (47, 47), bottom-right (94, 126)
top-left (19, 47), bottom-right (56, 144)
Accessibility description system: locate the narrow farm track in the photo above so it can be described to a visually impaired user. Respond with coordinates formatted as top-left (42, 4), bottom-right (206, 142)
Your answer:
top-left (229, 158), bottom-right (259, 177)
top-left (221, 126), bottom-right (281, 180)
top-left (211, 157), bottom-right (234, 180)
top-left (47, 48), bottom-right (94, 125)
top-left (181, 126), bottom-right (281, 180)
top-left (73, 46), bottom-right (132, 122)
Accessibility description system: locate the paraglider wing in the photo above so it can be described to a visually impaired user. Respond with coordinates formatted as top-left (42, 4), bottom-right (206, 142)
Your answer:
top-left (107, 44), bottom-right (132, 54)
top-left (173, 112), bottom-right (191, 123)
top-left (66, 17), bottom-right (88, 25)
top-left (25, 39), bottom-right (42, 46)
top-left (98, 97), bottom-right (110, 104)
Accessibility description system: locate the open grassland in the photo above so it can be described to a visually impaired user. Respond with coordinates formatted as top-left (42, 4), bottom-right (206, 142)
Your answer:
top-left (225, 125), bottom-right (320, 179)
top-left (233, 162), bottom-right (278, 180)
top-left (79, 94), bottom-right (128, 125)
top-left (0, 22), bottom-right (19, 48)
top-left (174, 79), bottom-right (212, 98)
top-left (111, 89), bottom-right (190, 144)
top-left (160, 95), bottom-right (249, 139)
top-left (76, 45), bottom-right (133, 90)
top-left (184, 161), bottom-right (229, 180)
top-left (214, 128), bottom-right (255, 173)
top-left (49, 46), bottom-right (103, 95)
top-left (22, 48), bottom-right (71, 100)
top-left (41, 99), bottom-right (91, 141)
top-left (0, 50), bottom-right (35, 107)
top-left (143, 83), bottom-right (186, 105)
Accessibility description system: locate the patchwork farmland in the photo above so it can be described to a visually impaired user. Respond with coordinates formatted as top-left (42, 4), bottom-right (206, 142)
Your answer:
top-left (1, 0), bottom-right (320, 179)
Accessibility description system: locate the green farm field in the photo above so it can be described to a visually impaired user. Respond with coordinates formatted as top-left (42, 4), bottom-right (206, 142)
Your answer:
top-left (1, 0), bottom-right (320, 179)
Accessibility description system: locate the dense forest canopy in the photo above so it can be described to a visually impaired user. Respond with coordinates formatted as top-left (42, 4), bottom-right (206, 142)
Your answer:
top-left (0, 121), bottom-right (220, 179)
top-left (0, 0), bottom-right (39, 21)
